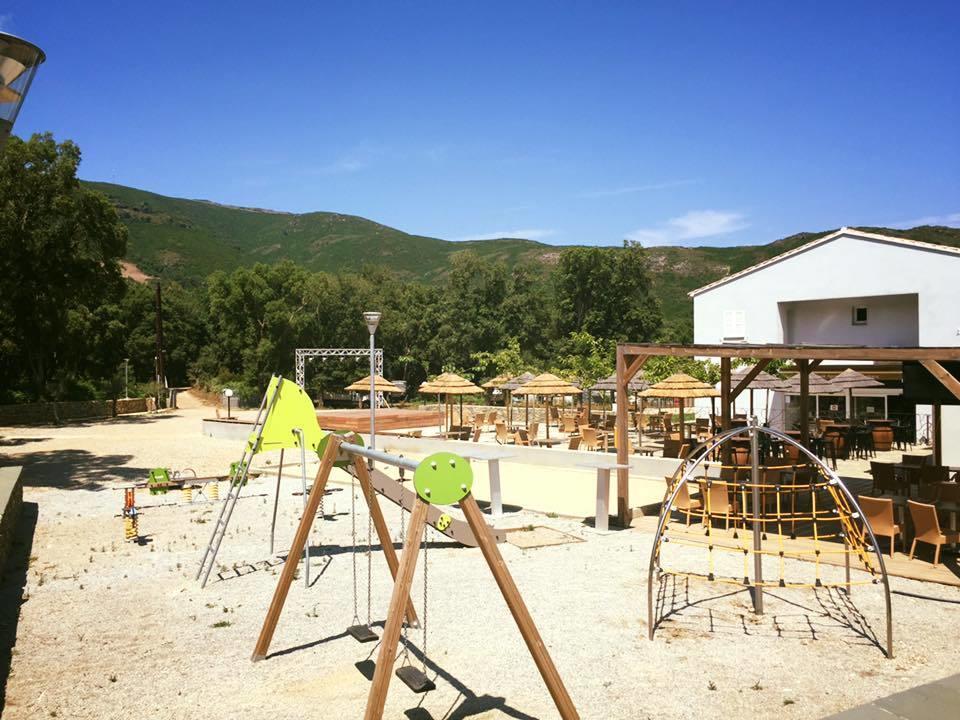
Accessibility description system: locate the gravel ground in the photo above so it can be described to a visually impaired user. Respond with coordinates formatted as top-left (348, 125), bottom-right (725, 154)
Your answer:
top-left (1, 408), bottom-right (959, 720)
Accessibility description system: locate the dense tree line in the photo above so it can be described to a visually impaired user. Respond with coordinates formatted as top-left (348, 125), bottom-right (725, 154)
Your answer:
top-left (0, 134), bottom-right (682, 405)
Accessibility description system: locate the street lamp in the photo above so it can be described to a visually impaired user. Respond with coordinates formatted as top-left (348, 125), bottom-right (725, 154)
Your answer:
top-left (0, 33), bottom-right (45, 148)
top-left (363, 311), bottom-right (382, 452)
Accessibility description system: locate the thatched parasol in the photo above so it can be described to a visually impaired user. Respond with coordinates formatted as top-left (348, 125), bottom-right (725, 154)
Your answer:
top-left (500, 372), bottom-right (536, 429)
top-left (344, 375), bottom-right (403, 393)
top-left (481, 373), bottom-right (510, 389)
top-left (777, 372), bottom-right (841, 395)
top-left (730, 365), bottom-right (782, 421)
top-left (512, 373), bottom-right (580, 438)
top-left (639, 373), bottom-right (719, 442)
top-left (419, 372), bottom-right (482, 430)
top-left (828, 368), bottom-right (883, 420)
top-left (590, 373), bottom-right (650, 429)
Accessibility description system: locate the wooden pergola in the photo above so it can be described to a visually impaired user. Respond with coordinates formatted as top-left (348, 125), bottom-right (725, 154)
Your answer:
top-left (615, 343), bottom-right (960, 526)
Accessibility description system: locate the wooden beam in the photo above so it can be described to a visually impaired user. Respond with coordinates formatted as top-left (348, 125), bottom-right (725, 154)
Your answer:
top-left (730, 359), bottom-right (771, 402)
top-left (460, 494), bottom-right (580, 720)
top-left (616, 342), bottom-right (960, 362)
top-left (933, 404), bottom-right (943, 466)
top-left (799, 360), bottom-right (810, 449)
top-left (363, 497), bottom-right (428, 720)
top-left (252, 434), bottom-right (342, 661)
top-left (809, 359), bottom-right (823, 372)
top-left (352, 457), bottom-right (419, 627)
top-left (720, 357), bottom-right (732, 431)
top-left (920, 359), bottom-right (960, 402)
top-left (616, 351), bottom-right (648, 526)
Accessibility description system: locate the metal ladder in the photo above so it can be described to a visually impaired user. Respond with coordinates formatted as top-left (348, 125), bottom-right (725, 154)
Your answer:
top-left (196, 378), bottom-right (281, 588)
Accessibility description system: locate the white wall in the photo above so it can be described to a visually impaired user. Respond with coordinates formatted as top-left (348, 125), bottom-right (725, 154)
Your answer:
top-left (780, 293), bottom-right (919, 346)
top-left (693, 233), bottom-right (960, 346)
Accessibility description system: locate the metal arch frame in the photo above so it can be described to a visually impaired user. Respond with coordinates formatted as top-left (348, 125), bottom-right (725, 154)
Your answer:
top-left (294, 348), bottom-right (384, 403)
top-left (647, 424), bottom-right (894, 658)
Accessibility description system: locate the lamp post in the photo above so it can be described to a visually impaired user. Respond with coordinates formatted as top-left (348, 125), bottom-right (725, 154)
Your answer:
top-left (0, 33), bottom-right (45, 148)
top-left (363, 311), bottom-right (382, 453)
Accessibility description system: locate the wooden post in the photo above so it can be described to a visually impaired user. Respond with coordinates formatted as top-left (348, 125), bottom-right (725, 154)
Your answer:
top-left (720, 357), bottom-right (731, 464)
top-left (363, 498), bottom-right (429, 720)
top-left (799, 360), bottom-right (810, 449)
top-left (933, 404), bottom-right (942, 466)
top-left (252, 434), bottom-right (342, 661)
top-left (351, 457), bottom-right (420, 627)
top-left (615, 348), bottom-right (630, 526)
top-left (460, 494), bottom-right (581, 720)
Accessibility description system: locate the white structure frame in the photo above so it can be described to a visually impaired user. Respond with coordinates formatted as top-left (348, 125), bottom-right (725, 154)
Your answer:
top-left (294, 348), bottom-right (385, 406)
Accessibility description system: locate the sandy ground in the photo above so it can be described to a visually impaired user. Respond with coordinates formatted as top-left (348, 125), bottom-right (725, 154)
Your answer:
top-left (1, 409), bottom-right (959, 720)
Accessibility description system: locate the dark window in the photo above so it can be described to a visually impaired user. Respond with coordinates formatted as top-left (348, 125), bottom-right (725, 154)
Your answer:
top-left (852, 306), bottom-right (868, 325)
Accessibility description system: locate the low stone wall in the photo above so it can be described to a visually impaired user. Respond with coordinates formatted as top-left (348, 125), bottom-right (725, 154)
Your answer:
top-left (0, 467), bottom-right (23, 572)
top-left (0, 397), bottom-right (148, 426)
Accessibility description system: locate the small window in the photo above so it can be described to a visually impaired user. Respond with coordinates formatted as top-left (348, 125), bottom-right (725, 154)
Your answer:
top-left (852, 306), bottom-right (868, 325)
top-left (723, 310), bottom-right (746, 341)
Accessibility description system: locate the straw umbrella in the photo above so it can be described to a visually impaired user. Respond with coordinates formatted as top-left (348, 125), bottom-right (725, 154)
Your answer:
top-left (591, 373), bottom-right (650, 433)
top-left (344, 375), bottom-right (403, 408)
top-left (638, 373), bottom-right (719, 443)
top-left (419, 373), bottom-right (482, 431)
top-left (730, 365), bottom-right (782, 422)
top-left (512, 373), bottom-right (581, 439)
top-left (777, 372), bottom-right (842, 424)
top-left (500, 372), bottom-right (536, 429)
top-left (829, 368), bottom-right (883, 421)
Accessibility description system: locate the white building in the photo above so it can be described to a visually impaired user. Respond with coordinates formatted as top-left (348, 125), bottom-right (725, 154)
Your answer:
top-left (689, 227), bottom-right (960, 464)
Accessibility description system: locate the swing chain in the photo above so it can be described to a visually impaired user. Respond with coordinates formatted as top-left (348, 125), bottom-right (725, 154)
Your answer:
top-left (351, 469), bottom-right (360, 626)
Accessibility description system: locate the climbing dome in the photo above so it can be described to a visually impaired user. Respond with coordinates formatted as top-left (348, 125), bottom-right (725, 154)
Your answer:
top-left (647, 425), bottom-right (893, 657)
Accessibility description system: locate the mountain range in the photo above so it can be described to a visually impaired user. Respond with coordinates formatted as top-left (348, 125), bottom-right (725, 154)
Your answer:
top-left (84, 180), bottom-right (960, 324)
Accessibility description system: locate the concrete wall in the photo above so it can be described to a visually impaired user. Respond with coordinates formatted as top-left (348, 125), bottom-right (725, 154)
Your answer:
top-left (0, 467), bottom-right (23, 571)
top-left (0, 397), bottom-right (148, 426)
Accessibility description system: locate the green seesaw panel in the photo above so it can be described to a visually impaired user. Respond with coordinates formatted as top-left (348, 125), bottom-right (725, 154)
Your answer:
top-left (248, 376), bottom-right (327, 455)
top-left (413, 452), bottom-right (473, 505)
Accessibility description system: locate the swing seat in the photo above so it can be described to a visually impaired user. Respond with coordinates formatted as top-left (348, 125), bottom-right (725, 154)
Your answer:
top-left (348, 624), bottom-right (379, 643)
top-left (395, 665), bottom-right (435, 694)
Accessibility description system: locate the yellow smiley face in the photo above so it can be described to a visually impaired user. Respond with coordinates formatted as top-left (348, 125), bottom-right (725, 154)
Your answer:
top-left (436, 514), bottom-right (452, 531)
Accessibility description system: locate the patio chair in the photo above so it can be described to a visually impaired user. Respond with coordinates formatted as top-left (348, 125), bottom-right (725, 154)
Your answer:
top-left (664, 476), bottom-right (702, 527)
top-left (917, 465), bottom-right (950, 501)
top-left (857, 495), bottom-right (900, 558)
top-left (567, 435), bottom-right (581, 451)
top-left (485, 410), bottom-right (498, 429)
top-left (907, 499), bottom-right (960, 566)
top-left (661, 438), bottom-right (690, 459)
top-left (663, 416), bottom-right (674, 435)
top-left (869, 461), bottom-right (900, 495)
top-left (471, 427), bottom-right (482, 442)
top-left (698, 478), bottom-right (739, 531)
top-left (902, 453), bottom-right (930, 467)
top-left (527, 421), bottom-right (539, 442)
top-left (514, 429), bottom-right (531, 446)
top-left (580, 427), bottom-right (602, 451)
top-left (561, 415), bottom-right (578, 434)
top-left (495, 421), bottom-right (512, 445)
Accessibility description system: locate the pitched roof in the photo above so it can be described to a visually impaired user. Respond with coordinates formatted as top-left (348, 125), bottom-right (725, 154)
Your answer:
top-left (688, 227), bottom-right (960, 298)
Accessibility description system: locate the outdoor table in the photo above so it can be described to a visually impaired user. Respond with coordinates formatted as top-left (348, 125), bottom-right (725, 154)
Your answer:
top-left (635, 445), bottom-right (658, 456)
top-left (576, 460), bottom-right (630, 531)
top-left (534, 437), bottom-right (564, 448)
top-left (460, 448), bottom-right (516, 517)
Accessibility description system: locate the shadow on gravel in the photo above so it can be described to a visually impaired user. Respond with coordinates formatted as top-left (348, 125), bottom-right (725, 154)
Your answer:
top-left (2, 449), bottom-right (150, 490)
top-left (0, 501), bottom-right (38, 715)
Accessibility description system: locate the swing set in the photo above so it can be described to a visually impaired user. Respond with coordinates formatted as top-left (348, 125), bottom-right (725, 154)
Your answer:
top-left (251, 434), bottom-right (581, 720)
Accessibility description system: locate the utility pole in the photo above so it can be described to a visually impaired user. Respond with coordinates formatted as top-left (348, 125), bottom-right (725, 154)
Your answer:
top-left (154, 283), bottom-right (166, 408)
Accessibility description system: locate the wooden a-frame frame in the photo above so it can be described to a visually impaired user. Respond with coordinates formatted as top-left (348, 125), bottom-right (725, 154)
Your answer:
top-left (252, 435), bottom-right (417, 660)
top-left (251, 434), bottom-right (580, 720)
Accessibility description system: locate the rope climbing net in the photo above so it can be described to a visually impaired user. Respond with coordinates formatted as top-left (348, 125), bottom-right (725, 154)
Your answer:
top-left (647, 424), bottom-right (894, 657)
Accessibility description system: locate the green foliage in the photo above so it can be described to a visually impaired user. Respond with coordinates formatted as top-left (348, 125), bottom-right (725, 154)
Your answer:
top-left (554, 241), bottom-right (662, 342)
top-left (643, 356), bottom-right (720, 385)
top-left (470, 337), bottom-right (527, 381)
top-left (0, 134), bottom-right (128, 401)
top-left (550, 332), bottom-right (614, 387)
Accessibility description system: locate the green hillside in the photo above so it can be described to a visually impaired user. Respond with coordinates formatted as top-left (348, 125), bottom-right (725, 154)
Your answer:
top-left (83, 180), bottom-right (960, 326)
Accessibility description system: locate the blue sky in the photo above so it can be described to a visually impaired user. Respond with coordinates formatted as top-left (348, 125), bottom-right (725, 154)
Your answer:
top-left (6, 1), bottom-right (959, 247)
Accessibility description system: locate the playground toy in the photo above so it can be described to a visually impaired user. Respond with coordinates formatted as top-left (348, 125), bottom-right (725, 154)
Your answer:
top-left (648, 424), bottom-right (893, 658)
top-left (196, 375), bottom-right (505, 588)
top-left (122, 489), bottom-right (138, 541)
top-left (251, 434), bottom-right (580, 720)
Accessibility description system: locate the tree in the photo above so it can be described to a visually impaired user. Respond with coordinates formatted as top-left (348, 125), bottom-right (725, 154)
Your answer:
top-left (550, 331), bottom-right (614, 387)
top-left (470, 337), bottom-right (528, 381)
top-left (554, 241), bottom-right (662, 343)
top-left (0, 134), bottom-right (128, 400)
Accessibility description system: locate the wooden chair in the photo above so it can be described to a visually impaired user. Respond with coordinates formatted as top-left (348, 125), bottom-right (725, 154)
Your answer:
top-left (665, 476), bottom-right (702, 526)
top-left (907, 500), bottom-right (960, 566)
top-left (869, 461), bottom-right (900, 495)
top-left (495, 421), bottom-right (512, 445)
top-left (567, 435), bottom-right (581, 451)
top-left (527, 422), bottom-right (539, 443)
top-left (471, 427), bottom-right (482, 442)
top-left (561, 415), bottom-right (578, 434)
top-left (514, 429), bottom-right (531, 447)
top-left (698, 478), bottom-right (739, 531)
top-left (857, 495), bottom-right (900, 558)
top-left (580, 427), bottom-right (601, 451)
top-left (486, 410), bottom-right (498, 429)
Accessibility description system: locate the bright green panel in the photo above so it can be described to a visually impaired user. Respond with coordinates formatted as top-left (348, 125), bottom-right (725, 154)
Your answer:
top-left (248, 376), bottom-right (327, 455)
top-left (413, 452), bottom-right (472, 505)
